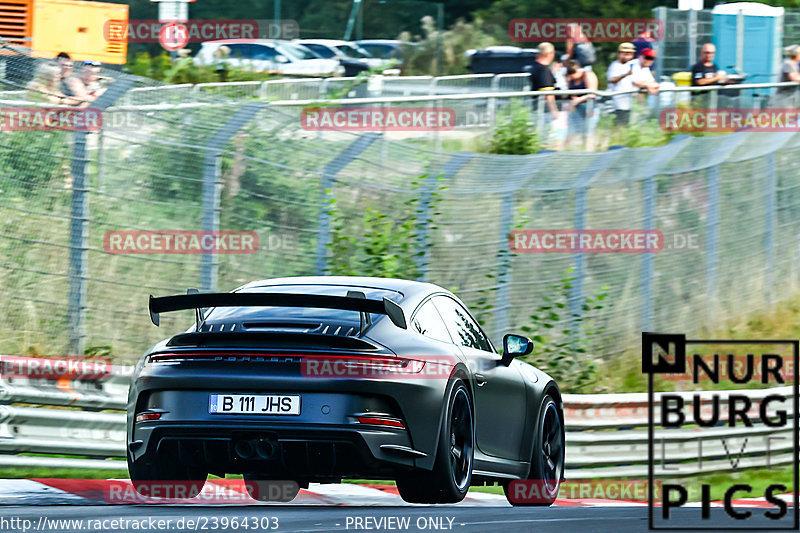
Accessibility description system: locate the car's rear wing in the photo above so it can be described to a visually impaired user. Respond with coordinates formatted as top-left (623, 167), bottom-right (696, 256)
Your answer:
top-left (148, 291), bottom-right (407, 332)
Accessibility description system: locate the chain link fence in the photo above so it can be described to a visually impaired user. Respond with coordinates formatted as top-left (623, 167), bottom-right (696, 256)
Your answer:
top-left (1, 46), bottom-right (800, 368)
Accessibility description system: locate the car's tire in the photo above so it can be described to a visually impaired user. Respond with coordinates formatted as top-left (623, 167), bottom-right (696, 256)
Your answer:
top-left (128, 451), bottom-right (207, 499)
top-left (242, 475), bottom-right (302, 502)
top-left (396, 379), bottom-right (474, 504)
top-left (504, 393), bottom-right (564, 506)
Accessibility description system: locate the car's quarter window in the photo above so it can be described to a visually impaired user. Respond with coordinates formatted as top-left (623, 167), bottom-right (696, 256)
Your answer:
top-left (411, 300), bottom-right (453, 344)
top-left (433, 296), bottom-right (492, 352)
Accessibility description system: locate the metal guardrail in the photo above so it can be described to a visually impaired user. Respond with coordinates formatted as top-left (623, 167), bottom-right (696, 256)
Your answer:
top-left (0, 361), bottom-right (790, 477)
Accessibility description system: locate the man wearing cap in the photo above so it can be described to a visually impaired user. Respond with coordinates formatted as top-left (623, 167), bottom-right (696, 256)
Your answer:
top-left (607, 42), bottom-right (637, 125)
top-left (610, 46), bottom-right (660, 122)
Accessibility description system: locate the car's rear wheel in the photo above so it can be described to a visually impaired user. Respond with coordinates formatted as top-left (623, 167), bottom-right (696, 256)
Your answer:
top-left (504, 393), bottom-right (564, 506)
top-left (396, 379), bottom-right (474, 504)
top-left (242, 474), bottom-right (303, 502)
top-left (128, 451), bottom-right (207, 499)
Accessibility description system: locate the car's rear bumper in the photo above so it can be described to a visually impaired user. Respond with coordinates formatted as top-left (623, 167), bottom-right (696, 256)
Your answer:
top-left (127, 361), bottom-right (454, 476)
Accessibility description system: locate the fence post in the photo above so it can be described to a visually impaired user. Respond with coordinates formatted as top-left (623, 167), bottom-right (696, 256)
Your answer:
top-left (493, 188), bottom-right (516, 339)
top-left (570, 149), bottom-right (623, 327)
top-left (416, 153), bottom-right (473, 280)
top-left (641, 174), bottom-right (656, 333)
top-left (315, 133), bottom-right (380, 274)
top-left (67, 76), bottom-right (134, 355)
top-left (705, 165), bottom-right (720, 324)
top-left (654, 6), bottom-right (666, 82)
top-left (199, 102), bottom-right (265, 292)
top-left (765, 153), bottom-right (776, 306)
top-left (688, 8), bottom-right (698, 71)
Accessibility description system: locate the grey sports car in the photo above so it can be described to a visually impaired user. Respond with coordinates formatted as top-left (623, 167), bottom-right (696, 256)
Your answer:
top-left (127, 276), bottom-right (564, 505)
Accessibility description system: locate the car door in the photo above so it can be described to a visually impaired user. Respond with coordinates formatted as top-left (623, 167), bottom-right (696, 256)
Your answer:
top-left (432, 295), bottom-right (528, 460)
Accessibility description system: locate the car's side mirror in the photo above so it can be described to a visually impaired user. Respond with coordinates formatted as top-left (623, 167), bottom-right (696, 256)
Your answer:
top-left (501, 334), bottom-right (533, 366)
top-left (275, 55), bottom-right (289, 64)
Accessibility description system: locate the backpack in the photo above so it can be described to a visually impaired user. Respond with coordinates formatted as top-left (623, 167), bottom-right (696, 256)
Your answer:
top-left (574, 42), bottom-right (596, 67)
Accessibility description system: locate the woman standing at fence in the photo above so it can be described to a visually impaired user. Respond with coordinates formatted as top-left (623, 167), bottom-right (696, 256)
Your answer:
top-left (564, 60), bottom-right (597, 149)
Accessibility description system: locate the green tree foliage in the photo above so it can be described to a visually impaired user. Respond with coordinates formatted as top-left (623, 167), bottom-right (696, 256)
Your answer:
top-left (326, 175), bottom-right (443, 278)
top-left (521, 268), bottom-right (608, 393)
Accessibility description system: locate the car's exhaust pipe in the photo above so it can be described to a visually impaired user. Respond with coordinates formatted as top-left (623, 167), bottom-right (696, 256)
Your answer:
top-left (234, 439), bottom-right (256, 460)
top-left (255, 439), bottom-right (276, 459)
top-left (234, 438), bottom-right (277, 460)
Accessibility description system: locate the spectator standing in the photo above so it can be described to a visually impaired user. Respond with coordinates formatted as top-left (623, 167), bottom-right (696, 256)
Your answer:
top-left (777, 45), bottom-right (800, 105)
top-left (611, 47), bottom-right (660, 121)
top-left (691, 43), bottom-right (726, 86)
top-left (606, 42), bottom-right (637, 125)
top-left (564, 59), bottom-right (597, 147)
top-left (566, 24), bottom-right (596, 70)
top-left (633, 29), bottom-right (655, 57)
top-left (690, 43), bottom-right (727, 108)
top-left (55, 52), bottom-right (76, 98)
top-left (529, 42), bottom-right (560, 120)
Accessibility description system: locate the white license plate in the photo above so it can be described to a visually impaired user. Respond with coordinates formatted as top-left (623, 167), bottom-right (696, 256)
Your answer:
top-left (208, 394), bottom-right (301, 415)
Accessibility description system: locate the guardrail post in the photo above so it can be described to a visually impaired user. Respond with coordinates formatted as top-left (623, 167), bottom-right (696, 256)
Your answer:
top-left (536, 95), bottom-right (545, 135)
top-left (488, 75), bottom-right (500, 126)
top-left (705, 164), bottom-right (720, 324)
top-left (200, 102), bottom-right (265, 291)
top-left (416, 153), bottom-right (473, 280)
top-left (429, 77), bottom-right (438, 96)
top-left (259, 81), bottom-right (267, 100)
top-left (315, 133), bottom-right (380, 274)
top-left (765, 152), bottom-right (776, 305)
top-left (67, 76), bottom-right (134, 355)
top-left (709, 87), bottom-right (718, 110)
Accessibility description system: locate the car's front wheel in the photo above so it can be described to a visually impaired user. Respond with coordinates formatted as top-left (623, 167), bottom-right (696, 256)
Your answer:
top-left (396, 379), bottom-right (474, 504)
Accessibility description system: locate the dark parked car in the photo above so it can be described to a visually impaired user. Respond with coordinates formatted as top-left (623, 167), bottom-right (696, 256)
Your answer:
top-left (127, 276), bottom-right (564, 505)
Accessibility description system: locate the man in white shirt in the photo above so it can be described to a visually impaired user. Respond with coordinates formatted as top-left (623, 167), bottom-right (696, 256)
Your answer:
top-left (608, 45), bottom-right (660, 122)
top-left (606, 42), bottom-right (636, 124)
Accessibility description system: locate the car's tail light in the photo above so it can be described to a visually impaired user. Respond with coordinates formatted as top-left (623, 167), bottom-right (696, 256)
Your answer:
top-left (135, 412), bottom-right (162, 423)
top-left (356, 416), bottom-right (405, 429)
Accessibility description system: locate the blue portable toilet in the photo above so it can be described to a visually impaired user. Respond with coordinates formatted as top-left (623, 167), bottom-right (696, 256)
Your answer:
top-left (712, 2), bottom-right (783, 84)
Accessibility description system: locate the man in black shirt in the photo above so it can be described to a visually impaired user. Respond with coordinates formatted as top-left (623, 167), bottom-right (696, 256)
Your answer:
top-left (690, 43), bottom-right (728, 108)
top-left (529, 42), bottom-right (560, 119)
top-left (691, 43), bottom-right (727, 87)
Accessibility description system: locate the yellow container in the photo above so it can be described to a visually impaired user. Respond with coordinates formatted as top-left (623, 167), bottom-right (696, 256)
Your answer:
top-left (672, 71), bottom-right (692, 86)
top-left (1, 0), bottom-right (128, 64)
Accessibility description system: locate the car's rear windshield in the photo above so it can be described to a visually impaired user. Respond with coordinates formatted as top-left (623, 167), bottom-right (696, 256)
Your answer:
top-left (202, 284), bottom-right (402, 325)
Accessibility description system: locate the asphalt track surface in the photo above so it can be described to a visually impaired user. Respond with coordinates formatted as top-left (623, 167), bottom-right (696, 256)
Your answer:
top-left (1, 505), bottom-right (794, 533)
